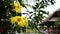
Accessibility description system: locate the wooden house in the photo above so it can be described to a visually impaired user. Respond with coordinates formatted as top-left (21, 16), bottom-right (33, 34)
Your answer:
top-left (40, 9), bottom-right (60, 34)
top-left (41, 8), bottom-right (60, 27)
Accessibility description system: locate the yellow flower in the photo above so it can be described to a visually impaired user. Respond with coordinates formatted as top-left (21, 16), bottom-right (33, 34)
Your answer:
top-left (13, 2), bottom-right (22, 13)
top-left (16, 16), bottom-right (25, 27)
top-left (10, 17), bottom-right (17, 24)
top-left (10, 16), bottom-right (25, 27)
top-left (24, 16), bottom-right (28, 28)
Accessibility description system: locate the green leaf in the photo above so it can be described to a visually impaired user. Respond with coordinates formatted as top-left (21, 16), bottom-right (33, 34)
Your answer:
top-left (18, 0), bottom-right (26, 7)
top-left (22, 27), bottom-right (26, 32)
top-left (32, 6), bottom-right (37, 9)
top-left (17, 27), bottom-right (21, 33)
top-left (4, 0), bottom-right (11, 6)
top-left (55, 18), bottom-right (60, 25)
top-left (39, 10), bottom-right (48, 14)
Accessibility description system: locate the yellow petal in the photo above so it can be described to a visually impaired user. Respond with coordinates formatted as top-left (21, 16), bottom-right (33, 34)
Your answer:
top-left (14, 2), bottom-right (22, 13)
top-left (10, 17), bottom-right (17, 24)
top-left (18, 20), bottom-right (25, 27)
top-left (24, 16), bottom-right (28, 28)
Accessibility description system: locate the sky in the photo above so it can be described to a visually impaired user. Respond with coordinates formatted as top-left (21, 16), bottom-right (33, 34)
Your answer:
top-left (21, 0), bottom-right (60, 18)
top-left (44, 0), bottom-right (60, 15)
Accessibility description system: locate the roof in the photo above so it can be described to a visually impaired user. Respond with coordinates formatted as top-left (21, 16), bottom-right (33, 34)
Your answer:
top-left (44, 8), bottom-right (60, 23)
top-left (42, 8), bottom-right (60, 24)
top-left (48, 17), bottom-right (58, 21)
top-left (40, 8), bottom-right (60, 26)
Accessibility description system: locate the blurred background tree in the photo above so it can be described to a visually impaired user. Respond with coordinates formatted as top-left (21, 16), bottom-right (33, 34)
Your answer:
top-left (55, 18), bottom-right (60, 25)
top-left (0, 0), bottom-right (55, 34)
top-left (24, 0), bottom-right (55, 31)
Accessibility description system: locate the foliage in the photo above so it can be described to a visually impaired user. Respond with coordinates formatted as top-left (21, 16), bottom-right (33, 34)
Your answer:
top-left (55, 18), bottom-right (60, 25)
top-left (28, 0), bottom-right (55, 31)
top-left (0, 0), bottom-right (55, 34)
top-left (0, 0), bottom-right (28, 34)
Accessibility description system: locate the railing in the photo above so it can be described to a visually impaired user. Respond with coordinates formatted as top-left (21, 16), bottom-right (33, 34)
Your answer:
top-left (49, 30), bottom-right (60, 34)
top-left (16, 30), bottom-right (60, 34)
top-left (40, 30), bottom-right (60, 34)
